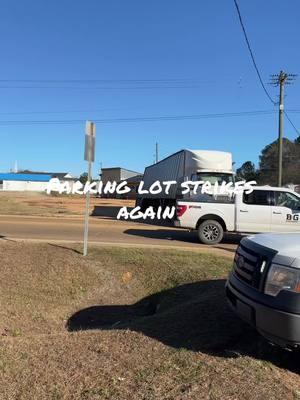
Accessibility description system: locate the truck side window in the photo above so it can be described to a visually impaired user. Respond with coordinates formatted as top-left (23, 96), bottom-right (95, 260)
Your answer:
top-left (243, 190), bottom-right (271, 206)
top-left (274, 191), bottom-right (300, 211)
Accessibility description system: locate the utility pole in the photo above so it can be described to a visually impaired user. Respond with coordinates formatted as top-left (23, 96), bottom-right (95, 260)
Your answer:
top-left (277, 71), bottom-right (287, 187)
top-left (155, 142), bottom-right (159, 163)
top-left (270, 71), bottom-right (296, 186)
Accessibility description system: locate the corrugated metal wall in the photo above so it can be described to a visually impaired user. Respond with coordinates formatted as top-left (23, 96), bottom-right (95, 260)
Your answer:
top-left (2, 181), bottom-right (49, 191)
top-left (141, 151), bottom-right (185, 198)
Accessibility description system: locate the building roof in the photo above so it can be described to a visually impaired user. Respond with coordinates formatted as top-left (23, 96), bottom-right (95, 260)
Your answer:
top-left (17, 170), bottom-right (71, 179)
top-left (101, 167), bottom-right (141, 175)
top-left (0, 173), bottom-right (52, 182)
top-left (125, 174), bottom-right (143, 183)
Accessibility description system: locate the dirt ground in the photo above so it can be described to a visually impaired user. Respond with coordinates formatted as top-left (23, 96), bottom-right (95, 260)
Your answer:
top-left (0, 241), bottom-right (300, 399)
top-left (0, 191), bottom-right (135, 217)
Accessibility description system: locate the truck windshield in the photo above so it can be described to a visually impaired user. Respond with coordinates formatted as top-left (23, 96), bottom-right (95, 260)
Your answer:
top-left (195, 173), bottom-right (234, 185)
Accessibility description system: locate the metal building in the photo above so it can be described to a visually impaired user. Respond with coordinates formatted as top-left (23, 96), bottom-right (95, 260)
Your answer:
top-left (100, 167), bottom-right (141, 185)
top-left (0, 172), bottom-right (76, 192)
top-left (99, 167), bottom-right (142, 199)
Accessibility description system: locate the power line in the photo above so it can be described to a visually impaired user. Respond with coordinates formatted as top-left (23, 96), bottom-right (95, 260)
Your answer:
top-left (0, 79), bottom-right (198, 83)
top-left (3, 108), bottom-right (300, 117)
top-left (0, 76), bottom-right (241, 84)
top-left (233, 0), bottom-right (300, 138)
top-left (284, 110), bottom-right (300, 136)
top-left (0, 85), bottom-right (204, 90)
top-left (0, 78), bottom-right (215, 90)
top-left (0, 110), bottom-right (276, 126)
top-left (0, 77), bottom-right (255, 90)
top-left (0, 78), bottom-right (206, 90)
top-left (0, 108), bottom-right (123, 115)
top-left (0, 108), bottom-right (298, 117)
top-left (233, 0), bottom-right (276, 105)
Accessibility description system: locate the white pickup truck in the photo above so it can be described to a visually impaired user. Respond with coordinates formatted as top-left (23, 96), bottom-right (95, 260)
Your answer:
top-left (175, 186), bottom-right (300, 244)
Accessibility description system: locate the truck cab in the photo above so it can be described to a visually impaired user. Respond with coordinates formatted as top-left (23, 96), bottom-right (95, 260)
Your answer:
top-left (175, 186), bottom-right (300, 244)
top-left (226, 233), bottom-right (300, 349)
top-left (237, 187), bottom-right (300, 233)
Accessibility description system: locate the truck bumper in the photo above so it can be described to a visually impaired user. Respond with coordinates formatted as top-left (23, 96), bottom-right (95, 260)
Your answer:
top-left (226, 277), bottom-right (300, 349)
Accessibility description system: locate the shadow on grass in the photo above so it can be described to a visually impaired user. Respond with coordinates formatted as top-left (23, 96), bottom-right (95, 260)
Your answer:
top-left (0, 235), bottom-right (16, 242)
top-left (67, 279), bottom-right (300, 374)
top-left (48, 243), bottom-right (82, 255)
top-left (124, 228), bottom-right (242, 247)
top-left (91, 206), bottom-right (174, 227)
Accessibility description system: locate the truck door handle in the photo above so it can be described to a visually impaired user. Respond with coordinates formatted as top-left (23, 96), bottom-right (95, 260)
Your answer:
top-left (273, 211), bottom-right (282, 215)
top-left (240, 210), bottom-right (248, 213)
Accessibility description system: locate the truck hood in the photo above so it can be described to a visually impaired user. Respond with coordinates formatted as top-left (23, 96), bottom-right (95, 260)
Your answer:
top-left (248, 233), bottom-right (300, 258)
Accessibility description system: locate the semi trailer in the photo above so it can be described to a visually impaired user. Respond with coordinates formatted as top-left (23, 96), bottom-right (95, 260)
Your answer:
top-left (136, 149), bottom-right (234, 210)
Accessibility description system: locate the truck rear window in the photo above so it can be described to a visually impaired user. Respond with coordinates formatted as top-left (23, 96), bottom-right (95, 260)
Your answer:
top-left (243, 190), bottom-right (271, 206)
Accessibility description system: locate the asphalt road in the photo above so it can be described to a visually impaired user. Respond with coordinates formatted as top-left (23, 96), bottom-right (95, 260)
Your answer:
top-left (0, 215), bottom-right (239, 256)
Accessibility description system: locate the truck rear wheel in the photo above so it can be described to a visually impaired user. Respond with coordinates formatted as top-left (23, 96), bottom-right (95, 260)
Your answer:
top-left (198, 220), bottom-right (224, 245)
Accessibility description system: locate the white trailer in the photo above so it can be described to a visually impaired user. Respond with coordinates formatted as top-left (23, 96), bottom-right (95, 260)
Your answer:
top-left (137, 149), bottom-right (234, 209)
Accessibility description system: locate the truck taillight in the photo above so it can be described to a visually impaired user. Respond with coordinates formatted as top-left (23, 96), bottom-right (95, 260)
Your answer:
top-left (176, 205), bottom-right (187, 217)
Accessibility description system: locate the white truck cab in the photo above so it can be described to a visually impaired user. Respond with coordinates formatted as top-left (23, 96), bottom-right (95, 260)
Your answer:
top-left (175, 186), bottom-right (300, 244)
top-left (226, 232), bottom-right (300, 349)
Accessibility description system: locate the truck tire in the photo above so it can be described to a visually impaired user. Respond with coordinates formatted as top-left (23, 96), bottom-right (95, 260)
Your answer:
top-left (198, 220), bottom-right (224, 245)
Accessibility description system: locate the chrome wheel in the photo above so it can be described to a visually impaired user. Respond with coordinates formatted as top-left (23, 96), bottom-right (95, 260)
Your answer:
top-left (202, 224), bottom-right (220, 242)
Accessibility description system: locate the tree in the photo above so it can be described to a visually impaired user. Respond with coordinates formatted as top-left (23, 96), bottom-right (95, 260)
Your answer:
top-left (79, 172), bottom-right (88, 185)
top-left (258, 138), bottom-right (300, 185)
top-left (236, 161), bottom-right (259, 182)
top-left (295, 136), bottom-right (300, 145)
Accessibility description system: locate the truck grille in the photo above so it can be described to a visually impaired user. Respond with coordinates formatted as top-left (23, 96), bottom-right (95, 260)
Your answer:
top-left (233, 240), bottom-right (273, 290)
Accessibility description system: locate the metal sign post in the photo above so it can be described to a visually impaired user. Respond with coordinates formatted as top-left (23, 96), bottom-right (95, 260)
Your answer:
top-left (83, 121), bottom-right (96, 256)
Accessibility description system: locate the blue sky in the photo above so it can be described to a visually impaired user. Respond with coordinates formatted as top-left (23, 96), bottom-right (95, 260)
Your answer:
top-left (0, 0), bottom-right (299, 177)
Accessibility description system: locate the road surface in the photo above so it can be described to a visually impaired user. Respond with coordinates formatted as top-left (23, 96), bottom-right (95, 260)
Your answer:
top-left (0, 215), bottom-right (239, 257)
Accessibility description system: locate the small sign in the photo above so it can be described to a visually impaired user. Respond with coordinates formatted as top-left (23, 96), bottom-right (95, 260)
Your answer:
top-left (84, 121), bottom-right (96, 162)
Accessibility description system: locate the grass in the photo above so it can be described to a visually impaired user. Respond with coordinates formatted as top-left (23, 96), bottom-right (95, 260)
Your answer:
top-left (0, 241), bottom-right (299, 399)
top-left (0, 192), bottom-right (135, 217)
top-left (0, 192), bottom-right (74, 216)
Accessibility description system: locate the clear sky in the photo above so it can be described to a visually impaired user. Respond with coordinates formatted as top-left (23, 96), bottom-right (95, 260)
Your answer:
top-left (0, 0), bottom-right (299, 177)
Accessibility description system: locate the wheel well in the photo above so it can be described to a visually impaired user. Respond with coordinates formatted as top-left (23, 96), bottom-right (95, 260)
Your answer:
top-left (196, 214), bottom-right (227, 232)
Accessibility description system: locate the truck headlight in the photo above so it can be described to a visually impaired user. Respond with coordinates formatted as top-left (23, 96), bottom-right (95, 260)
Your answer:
top-left (265, 264), bottom-right (300, 296)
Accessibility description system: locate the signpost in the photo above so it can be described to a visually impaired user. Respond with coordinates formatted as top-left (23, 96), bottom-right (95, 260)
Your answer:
top-left (83, 121), bottom-right (96, 256)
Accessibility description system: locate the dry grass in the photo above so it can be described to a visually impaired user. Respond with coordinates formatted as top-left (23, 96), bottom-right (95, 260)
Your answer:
top-left (0, 192), bottom-right (135, 217)
top-left (0, 241), bottom-right (299, 399)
